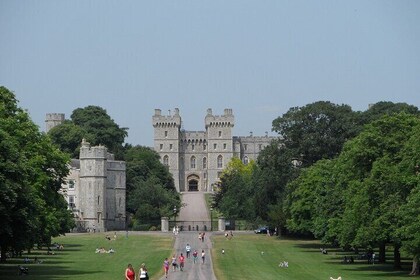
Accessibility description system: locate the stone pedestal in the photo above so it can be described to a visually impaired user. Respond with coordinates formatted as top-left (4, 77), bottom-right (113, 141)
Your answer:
top-left (161, 217), bottom-right (169, 232)
top-left (218, 217), bottom-right (225, 232)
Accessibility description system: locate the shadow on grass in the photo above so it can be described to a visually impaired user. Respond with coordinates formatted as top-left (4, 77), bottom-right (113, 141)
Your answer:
top-left (0, 264), bottom-right (102, 279)
top-left (290, 240), bottom-right (413, 277)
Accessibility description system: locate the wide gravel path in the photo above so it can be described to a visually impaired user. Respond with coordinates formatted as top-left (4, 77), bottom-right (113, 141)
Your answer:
top-left (159, 192), bottom-right (217, 280)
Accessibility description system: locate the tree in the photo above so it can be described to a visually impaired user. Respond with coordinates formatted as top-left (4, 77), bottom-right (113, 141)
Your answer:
top-left (360, 101), bottom-right (419, 125)
top-left (286, 159), bottom-right (337, 239)
top-left (124, 146), bottom-right (179, 224)
top-left (49, 106), bottom-right (128, 159)
top-left (0, 86), bottom-right (74, 262)
top-left (48, 120), bottom-right (87, 158)
top-left (396, 124), bottom-right (420, 275)
top-left (272, 101), bottom-right (360, 166)
top-left (253, 141), bottom-right (299, 225)
top-left (331, 113), bottom-right (420, 266)
top-left (213, 158), bottom-right (256, 220)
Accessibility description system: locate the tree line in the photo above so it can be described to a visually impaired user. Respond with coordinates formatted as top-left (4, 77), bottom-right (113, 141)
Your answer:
top-left (213, 101), bottom-right (420, 275)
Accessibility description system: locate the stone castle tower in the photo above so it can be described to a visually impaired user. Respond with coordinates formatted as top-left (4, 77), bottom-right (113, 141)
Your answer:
top-left (45, 113), bottom-right (65, 132)
top-left (153, 108), bottom-right (275, 192)
top-left (46, 114), bottom-right (126, 232)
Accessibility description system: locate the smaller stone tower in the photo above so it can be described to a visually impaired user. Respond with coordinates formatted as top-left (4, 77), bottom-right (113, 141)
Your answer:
top-left (45, 113), bottom-right (65, 132)
top-left (79, 139), bottom-right (107, 232)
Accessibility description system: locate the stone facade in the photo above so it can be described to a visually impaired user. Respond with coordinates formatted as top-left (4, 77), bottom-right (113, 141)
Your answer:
top-left (46, 114), bottom-right (126, 232)
top-left (153, 108), bottom-right (276, 192)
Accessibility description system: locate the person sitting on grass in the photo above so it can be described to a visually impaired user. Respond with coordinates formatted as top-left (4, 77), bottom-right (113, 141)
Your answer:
top-left (18, 265), bottom-right (29, 275)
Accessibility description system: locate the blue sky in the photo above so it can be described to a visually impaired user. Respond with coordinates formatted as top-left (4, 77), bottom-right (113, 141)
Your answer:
top-left (1, 1), bottom-right (419, 146)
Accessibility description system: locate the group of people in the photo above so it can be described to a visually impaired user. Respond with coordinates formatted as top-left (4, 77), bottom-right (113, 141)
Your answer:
top-left (161, 244), bottom-right (206, 278)
top-left (125, 263), bottom-right (148, 280)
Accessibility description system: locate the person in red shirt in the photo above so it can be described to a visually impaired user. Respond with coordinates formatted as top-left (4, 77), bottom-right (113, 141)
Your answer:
top-left (125, 264), bottom-right (135, 280)
top-left (178, 253), bottom-right (185, 271)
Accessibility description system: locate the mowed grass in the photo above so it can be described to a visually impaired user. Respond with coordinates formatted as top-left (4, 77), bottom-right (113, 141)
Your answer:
top-left (0, 232), bottom-right (173, 280)
top-left (212, 234), bottom-right (412, 280)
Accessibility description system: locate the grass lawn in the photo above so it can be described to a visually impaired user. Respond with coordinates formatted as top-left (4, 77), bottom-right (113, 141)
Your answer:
top-left (0, 232), bottom-right (173, 280)
top-left (212, 234), bottom-right (413, 280)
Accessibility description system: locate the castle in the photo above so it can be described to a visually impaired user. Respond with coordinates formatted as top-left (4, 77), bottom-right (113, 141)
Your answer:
top-left (152, 108), bottom-right (276, 192)
top-left (46, 114), bottom-right (126, 232)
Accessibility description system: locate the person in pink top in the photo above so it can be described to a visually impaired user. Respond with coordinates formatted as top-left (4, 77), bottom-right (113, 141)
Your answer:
top-left (178, 253), bottom-right (185, 271)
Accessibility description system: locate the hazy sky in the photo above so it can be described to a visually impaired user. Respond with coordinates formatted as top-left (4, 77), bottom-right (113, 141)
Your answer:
top-left (1, 1), bottom-right (419, 146)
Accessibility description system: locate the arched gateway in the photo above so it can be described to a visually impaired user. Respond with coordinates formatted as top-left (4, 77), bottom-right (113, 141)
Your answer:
top-left (187, 174), bottom-right (199, 191)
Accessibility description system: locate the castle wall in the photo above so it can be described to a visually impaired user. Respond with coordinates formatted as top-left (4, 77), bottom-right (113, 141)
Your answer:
top-left (153, 108), bottom-right (273, 193)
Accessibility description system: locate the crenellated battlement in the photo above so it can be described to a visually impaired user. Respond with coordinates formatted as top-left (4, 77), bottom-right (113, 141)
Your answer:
top-left (79, 139), bottom-right (107, 159)
top-left (153, 108), bottom-right (181, 128)
top-left (205, 108), bottom-right (234, 128)
top-left (45, 113), bottom-right (65, 132)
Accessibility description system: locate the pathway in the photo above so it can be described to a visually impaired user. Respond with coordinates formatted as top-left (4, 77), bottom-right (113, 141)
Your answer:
top-left (159, 192), bottom-right (217, 280)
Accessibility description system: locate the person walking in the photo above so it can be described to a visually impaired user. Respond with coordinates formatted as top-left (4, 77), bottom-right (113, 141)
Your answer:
top-left (201, 250), bottom-right (206, 264)
top-left (163, 258), bottom-right (170, 278)
top-left (171, 254), bottom-right (177, 272)
top-left (192, 250), bottom-right (198, 264)
top-left (178, 253), bottom-right (185, 271)
top-left (125, 264), bottom-right (135, 280)
top-left (186, 243), bottom-right (191, 258)
top-left (139, 263), bottom-right (149, 280)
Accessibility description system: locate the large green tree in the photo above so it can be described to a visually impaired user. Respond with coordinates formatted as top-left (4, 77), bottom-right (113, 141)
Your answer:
top-left (124, 145), bottom-right (180, 224)
top-left (253, 141), bottom-right (299, 230)
top-left (47, 120), bottom-right (87, 158)
top-left (49, 106), bottom-right (128, 159)
top-left (272, 101), bottom-right (360, 166)
top-left (213, 158), bottom-right (256, 220)
top-left (360, 101), bottom-right (419, 125)
top-left (0, 86), bottom-right (74, 262)
top-left (321, 113), bottom-right (420, 268)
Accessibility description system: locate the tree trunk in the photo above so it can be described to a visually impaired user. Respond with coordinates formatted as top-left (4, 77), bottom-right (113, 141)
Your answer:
top-left (409, 257), bottom-right (419, 276)
top-left (379, 242), bottom-right (386, 263)
top-left (393, 244), bottom-right (401, 270)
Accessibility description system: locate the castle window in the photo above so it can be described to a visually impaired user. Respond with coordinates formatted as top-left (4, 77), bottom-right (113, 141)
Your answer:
top-left (243, 156), bottom-right (249, 165)
top-left (217, 171), bottom-right (222, 179)
top-left (98, 196), bottom-right (100, 205)
top-left (203, 157), bottom-right (207, 169)
top-left (204, 172), bottom-right (207, 179)
top-left (165, 131), bottom-right (168, 138)
top-left (68, 179), bottom-right (75, 189)
top-left (218, 131), bottom-right (222, 137)
top-left (214, 143), bottom-right (217, 150)
top-left (192, 144), bottom-right (195, 151)
top-left (217, 155), bottom-right (223, 168)
top-left (170, 144), bottom-right (173, 150)
top-left (163, 155), bottom-right (169, 166)
top-left (223, 143), bottom-right (227, 150)
top-left (119, 197), bottom-right (121, 207)
top-left (203, 144), bottom-right (207, 150)
top-left (244, 144), bottom-right (247, 151)
top-left (259, 144), bottom-right (262, 151)
top-left (69, 195), bottom-right (75, 208)
top-left (190, 156), bottom-right (196, 169)
top-left (160, 144), bottom-right (163, 150)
